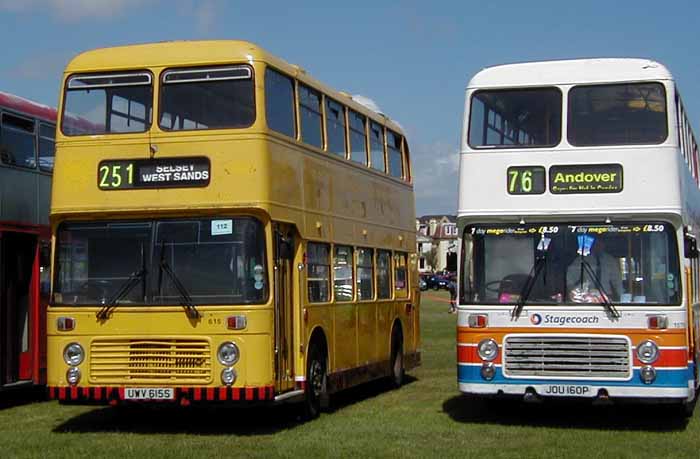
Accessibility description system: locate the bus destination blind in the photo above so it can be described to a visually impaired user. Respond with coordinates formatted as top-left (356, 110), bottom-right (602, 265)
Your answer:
top-left (549, 164), bottom-right (623, 194)
top-left (98, 157), bottom-right (210, 190)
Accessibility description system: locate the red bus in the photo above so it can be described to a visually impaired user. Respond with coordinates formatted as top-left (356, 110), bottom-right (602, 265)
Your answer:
top-left (0, 91), bottom-right (55, 390)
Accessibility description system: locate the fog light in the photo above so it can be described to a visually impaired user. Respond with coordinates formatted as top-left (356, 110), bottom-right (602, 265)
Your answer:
top-left (637, 340), bottom-right (659, 364)
top-left (640, 365), bottom-right (656, 384)
top-left (481, 362), bottom-right (495, 381)
top-left (477, 338), bottom-right (498, 361)
top-left (66, 367), bottom-right (81, 386)
top-left (63, 343), bottom-right (84, 366)
top-left (221, 367), bottom-right (237, 386)
top-left (217, 342), bottom-right (240, 366)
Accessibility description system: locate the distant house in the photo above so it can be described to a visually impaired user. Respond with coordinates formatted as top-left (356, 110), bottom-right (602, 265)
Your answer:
top-left (416, 215), bottom-right (458, 272)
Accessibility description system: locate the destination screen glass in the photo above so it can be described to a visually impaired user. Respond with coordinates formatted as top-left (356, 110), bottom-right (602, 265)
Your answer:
top-left (460, 223), bottom-right (680, 306)
top-left (53, 217), bottom-right (267, 306)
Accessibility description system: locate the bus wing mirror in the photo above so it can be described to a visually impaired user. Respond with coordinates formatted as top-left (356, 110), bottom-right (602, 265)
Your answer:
top-left (684, 234), bottom-right (698, 259)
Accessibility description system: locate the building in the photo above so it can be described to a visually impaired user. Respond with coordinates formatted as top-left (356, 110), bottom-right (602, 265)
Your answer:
top-left (416, 215), bottom-right (458, 273)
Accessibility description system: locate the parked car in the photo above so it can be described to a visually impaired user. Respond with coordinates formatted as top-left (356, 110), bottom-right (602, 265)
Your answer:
top-left (421, 273), bottom-right (450, 290)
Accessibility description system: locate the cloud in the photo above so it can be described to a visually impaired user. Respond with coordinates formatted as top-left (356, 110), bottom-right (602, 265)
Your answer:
top-left (176, 0), bottom-right (222, 34)
top-left (411, 141), bottom-right (460, 216)
top-left (4, 51), bottom-right (73, 81)
top-left (0, 0), bottom-right (154, 21)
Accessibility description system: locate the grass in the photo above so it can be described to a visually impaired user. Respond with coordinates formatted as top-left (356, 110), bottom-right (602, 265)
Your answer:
top-left (1, 292), bottom-right (700, 458)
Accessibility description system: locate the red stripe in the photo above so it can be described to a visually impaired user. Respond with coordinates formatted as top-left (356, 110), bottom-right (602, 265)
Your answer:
top-left (258, 387), bottom-right (265, 400)
top-left (206, 388), bottom-right (215, 401)
top-left (194, 388), bottom-right (202, 401)
top-left (94, 387), bottom-right (102, 400)
top-left (219, 387), bottom-right (227, 400)
top-left (70, 387), bottom-right (78, 400)
top-left (118, 388), bottom-right (125, 400)
top-left (633, 348), bottom-right (688, 367)
top-left (82, 387), bottom-right (90, 398)
top-left (457, 345), bottom-right (502, 365)
top-left (245, 388), bottom-right (253, 401)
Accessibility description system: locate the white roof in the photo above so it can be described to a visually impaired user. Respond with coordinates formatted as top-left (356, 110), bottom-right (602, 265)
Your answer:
top-left (467, 58), bottom-right (673, 89)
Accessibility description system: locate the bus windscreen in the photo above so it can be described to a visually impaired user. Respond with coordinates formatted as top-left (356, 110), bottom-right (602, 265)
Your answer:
top-left (461, 223), bottom-right (680, 306)
top-left (53, 217), bottom-right (267, 306)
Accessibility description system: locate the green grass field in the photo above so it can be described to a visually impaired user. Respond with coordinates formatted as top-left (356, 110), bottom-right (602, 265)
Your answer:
top-left (1, 292), bottom-right (699, 458)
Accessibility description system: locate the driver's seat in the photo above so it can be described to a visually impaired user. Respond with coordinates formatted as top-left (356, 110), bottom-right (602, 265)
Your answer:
top-left (497, 274), bottom-right (531, 303)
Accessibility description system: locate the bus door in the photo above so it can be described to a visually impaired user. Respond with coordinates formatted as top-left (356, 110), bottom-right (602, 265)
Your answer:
top-left (0, 231), bottom-right (37, 386)
top-left (273, 223), bottom-right (295, 392)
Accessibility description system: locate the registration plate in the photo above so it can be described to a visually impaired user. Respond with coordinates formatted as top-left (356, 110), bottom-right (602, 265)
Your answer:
top-left (541, 384), bottom-right (593, 397)
top-left (124, 387), bottom-right (175, 400)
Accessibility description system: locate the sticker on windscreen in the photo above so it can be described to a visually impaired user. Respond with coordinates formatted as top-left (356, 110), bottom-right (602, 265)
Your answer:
top-left (254, 264), bottom-right (264, 290)
top-left (211, 219), bottom-right (233, 236)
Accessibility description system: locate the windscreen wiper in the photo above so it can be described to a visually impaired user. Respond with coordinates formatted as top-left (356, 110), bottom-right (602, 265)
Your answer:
top-left (511, 236), bottom-right (551, 320)
top-left (158, 241), bottom-right (201, 319)
top-left (511, 256), bottom-right (547, 320)
top-left (96, 268), bottom-right (146, 320)
top-left (576, 256), bottom-right (621, 319)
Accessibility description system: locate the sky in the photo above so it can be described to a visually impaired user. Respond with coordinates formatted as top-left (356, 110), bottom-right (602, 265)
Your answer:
top-left (1, 0), bottom-right (699, 216)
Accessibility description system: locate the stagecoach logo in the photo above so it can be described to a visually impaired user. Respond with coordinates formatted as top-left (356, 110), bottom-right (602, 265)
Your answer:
top-left (530, 313), bottom-right (542, 325)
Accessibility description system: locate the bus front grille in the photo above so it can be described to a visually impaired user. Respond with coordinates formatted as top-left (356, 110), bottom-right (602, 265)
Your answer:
top-left (503, 335), bottom-right (631, 379)
top-left (89, 338), bottom-right (212, 384)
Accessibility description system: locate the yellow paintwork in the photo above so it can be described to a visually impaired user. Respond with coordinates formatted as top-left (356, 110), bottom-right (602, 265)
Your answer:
top-left (48, 40), bottom-right (419, 396)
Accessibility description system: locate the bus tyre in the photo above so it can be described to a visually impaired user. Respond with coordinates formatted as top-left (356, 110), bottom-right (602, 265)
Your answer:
top-left (389, 327), bottom-right (404, 389)
top-left (303, 345), bottom-right (326, 420)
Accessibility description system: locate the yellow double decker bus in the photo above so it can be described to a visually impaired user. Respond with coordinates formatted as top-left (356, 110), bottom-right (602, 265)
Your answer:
top-left (47, 40), bottom-right (419, 417)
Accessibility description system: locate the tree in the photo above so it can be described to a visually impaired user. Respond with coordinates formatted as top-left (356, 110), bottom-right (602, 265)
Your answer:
top-left (426, 246), bottom-right (439, 272)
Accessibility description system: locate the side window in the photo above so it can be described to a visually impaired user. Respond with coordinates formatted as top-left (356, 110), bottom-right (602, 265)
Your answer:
top-left (307, 242), bottom-right (330, 303)
top-left (325, 98), bottom-right (347, 157)
top-left (394, 252), bottom-right (408, 298)
top-left (265, 67), bottom-right (295, 137)
top-left (1, 113), bottom-right (36, 168)
top-left (334, 245), bottom-right (354, 302)
top-left (369, 121), bottom-right (385, 172)
top-left (348, 109), bottom-right (367, 165)
top-left (299, 84), bottom-right (323, 148)
top-left (40, 240), bottom-right (51, 299)
top-left (39, 123), bottom-right (55, 172)
top-left (377, 250), bottom-right (392, 299)
top-left (357, 247), bottom-right (374, 300)
top-left (403, 141), bottom-right (412, 182)
top-left (387, 130), bottom-right (404, 179)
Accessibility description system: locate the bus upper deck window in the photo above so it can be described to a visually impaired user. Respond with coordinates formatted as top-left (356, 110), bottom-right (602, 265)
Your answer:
top-left (568, 82), bottom-right (667, 146)
top-left (468, 87), bottom-right (562, 149)
top-left (160, 66), bottom-right (255, 131)
top-left (62, 72), bottom-right (152, 136)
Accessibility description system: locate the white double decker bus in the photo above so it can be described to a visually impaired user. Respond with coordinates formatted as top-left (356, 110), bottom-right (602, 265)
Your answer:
top-left (456, 58), bottom-right (700, 414)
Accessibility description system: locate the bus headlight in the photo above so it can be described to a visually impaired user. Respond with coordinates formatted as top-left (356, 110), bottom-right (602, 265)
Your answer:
top-left (637, 340), bottom-right (659, 364)
top-left (221, 367), bottom-right (237, 386)
top-left (66, 367), bottom-right (81, 385)
top-left (477, 338), bottom-right (498, 361)
top-left (640, 365), bottom-right (656, 384)
top-left (218, 342), bottom-right (240, 366)
top-left (63, 343), bottom-right (85, 366)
